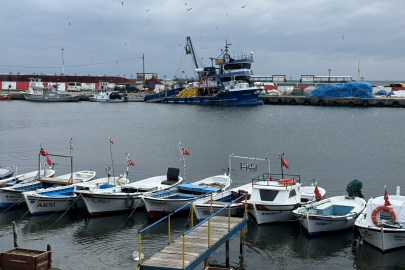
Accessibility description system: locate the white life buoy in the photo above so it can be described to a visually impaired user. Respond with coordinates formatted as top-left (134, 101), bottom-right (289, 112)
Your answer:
top-left (31, 83), bottom-right (35, 87)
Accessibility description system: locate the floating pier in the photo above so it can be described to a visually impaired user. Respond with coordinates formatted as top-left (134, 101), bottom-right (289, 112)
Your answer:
top-left (138, 194), bottom-right (248, 270)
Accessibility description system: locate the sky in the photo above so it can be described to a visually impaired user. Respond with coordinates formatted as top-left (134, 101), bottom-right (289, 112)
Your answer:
top-left (1, 0), bottom-right (405, 81)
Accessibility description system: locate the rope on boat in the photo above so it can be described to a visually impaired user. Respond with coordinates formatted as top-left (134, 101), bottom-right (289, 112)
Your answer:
top-left (120, 198), bottom-right (143, 228)
top-left (0, 195), bottom-right (25, 214)
top-left (43, 195), bottom-right (81, 231)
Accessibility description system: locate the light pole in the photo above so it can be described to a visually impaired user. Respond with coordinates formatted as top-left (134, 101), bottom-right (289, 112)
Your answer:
top-left (328, 69), bottom-right (331, 83)
top-left (61, 48), bottom-right (65, 75)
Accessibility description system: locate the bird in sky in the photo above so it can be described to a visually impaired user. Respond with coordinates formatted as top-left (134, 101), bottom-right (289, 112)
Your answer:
top-left (275, 16), bottom-right (280, 19)
top-left (241, 5), bottom-right (246, 8)
top-left (69, 22), bottom-right (70, 25)
top-left (187, 8), bottom-right (192, 11)
top-left (122, 2), bottom-right (123, 5)
top-left (146, 9), bottom-right (149, 12)
top-left (185, 3), bottom-right (187, 5)
top-left (342, 34), bottom-right (345, 39)
top-left (216, 26), bottom-right (218, 29)
top-left (146, 20), bottom-right (150, 22)
top-left (99, 17), bottom-right (102, 20)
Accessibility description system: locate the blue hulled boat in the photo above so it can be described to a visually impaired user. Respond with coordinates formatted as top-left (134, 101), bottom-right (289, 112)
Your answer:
top-left (162, 37), bottom-right (264, 106)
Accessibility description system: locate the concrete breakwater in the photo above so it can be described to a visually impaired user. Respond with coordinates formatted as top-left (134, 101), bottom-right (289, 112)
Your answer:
top-left (258, 95), bottom-right (405, 107)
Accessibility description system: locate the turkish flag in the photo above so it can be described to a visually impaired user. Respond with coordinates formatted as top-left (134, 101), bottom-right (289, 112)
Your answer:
top-left (314, 186), bottom-right (322, 199)
top-left (128, 159), bottom-right (135, 166)
top-left (182, 148), bottom-right (190, 155)
top-left (384, 189), bottom-right (391, 206)
top-left (109, 138), bottom-right (113, 144)
top-left (282, 157), bottom-right (289, 169)
top-left (45, 154), bottom-right (52, 166)
top-left (268, 174), bottom-right (272, 181)
top-left (40, 148), bottom-right (46, 157)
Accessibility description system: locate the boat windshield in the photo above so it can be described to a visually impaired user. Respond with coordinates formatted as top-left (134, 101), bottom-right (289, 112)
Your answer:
top-left (224, 63), bottom-right (251, 70)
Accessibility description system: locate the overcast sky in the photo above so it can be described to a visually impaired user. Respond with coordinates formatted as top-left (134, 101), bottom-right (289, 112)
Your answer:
top-left (1, 0), bottom-right (404, 81)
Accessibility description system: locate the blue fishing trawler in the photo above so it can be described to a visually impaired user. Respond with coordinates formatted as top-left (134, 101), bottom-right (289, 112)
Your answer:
top-left (162, 37), bottom-right (264, 106)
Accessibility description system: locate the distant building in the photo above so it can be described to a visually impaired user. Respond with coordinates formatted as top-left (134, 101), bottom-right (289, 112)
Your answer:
top-left (137, 73), bottom-right (157, 80)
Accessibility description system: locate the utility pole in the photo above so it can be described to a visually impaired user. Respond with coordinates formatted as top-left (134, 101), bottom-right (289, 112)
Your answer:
top-left (61, 48), bottom-right (65, 75)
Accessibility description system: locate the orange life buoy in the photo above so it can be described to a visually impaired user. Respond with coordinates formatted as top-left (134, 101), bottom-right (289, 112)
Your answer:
top-left (371, 205), bottom-right (396, 227)
top-left (278, 179), bottom-right (296, 185)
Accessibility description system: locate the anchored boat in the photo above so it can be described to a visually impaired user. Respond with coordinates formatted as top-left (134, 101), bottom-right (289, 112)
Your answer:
top-left (162, 37), bottom-right (263, 106)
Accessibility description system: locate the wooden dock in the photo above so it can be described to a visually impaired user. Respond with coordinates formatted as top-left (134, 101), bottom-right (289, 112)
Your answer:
top-left (139, 216), bottom-right (246, 270)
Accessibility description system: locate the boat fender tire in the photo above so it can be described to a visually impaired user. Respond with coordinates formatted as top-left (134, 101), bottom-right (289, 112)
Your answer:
top-left (214, 98), bottom-right (218, 102)
top-left (363, 100), bottom-right (369, 106)
top-left (125, 196), bottom-right (135, 208)
top-left (294, 203), bottom-right (301, 210)
top-left (264, 99), bottom-right (270, 104)
top-left (189, 98), bottom-right (193, 102)
top-left (184, 98), bottom-right (188, 102)
top-left (209, 98), bottom-right (214, 103)
top-left (290, 99), bottom-right (297, 105)
top-left (304, 99), bottom-right (310, 105)
top-left (377, 102), bottom-right (384, 107)
top-left (348, 101), bottom-right (354, 106)
top-left (174, 99), bottom-right (178, 104)
top-left (225, 90), bottom-right (229, 93)
top-left (277, 99), bottom-right (283, 105)
top-left (318, 100), bottom-right (325, 106)
top-left (393, 101), bottom-right (400, 107)
top-left (30, 83), bottom-right (35, 87)
top-left (371, 205), bottom-right (396, 227)
top-left (200, 97), bottom-right (204, 102)
top-left (71, 201), bottom-right (78, 211)
top-left (332, 101), bottom-right (339, 106)
top-left (164, 99), bottom-right (168, 103)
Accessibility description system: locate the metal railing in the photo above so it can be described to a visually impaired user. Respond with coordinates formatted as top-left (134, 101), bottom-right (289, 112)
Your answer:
top-left (252, 173), bottom-right (301, 185)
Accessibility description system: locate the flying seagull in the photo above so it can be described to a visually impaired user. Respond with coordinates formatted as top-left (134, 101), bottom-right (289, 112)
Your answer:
top-left (342, 34), bottom-right (345, 39)
top-left (187, 8), bottom-right (192, 11)
top-left (146, 9), bottom-right (149, 12)
top-left (241, 5), bottom-right (246, 8)
top-left (122, 2), bottom-right (123, 5)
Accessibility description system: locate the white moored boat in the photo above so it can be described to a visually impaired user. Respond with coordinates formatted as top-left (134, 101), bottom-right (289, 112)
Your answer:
top-left (355, 186), bottom-right (405, 252)
top-left (142, 174), bottom-right (231, 218)
top-left (293, 195), bottom-right (366, 235)
top-left (0, 168), bottom-right (54, 187)
top-left (193, 182), bottom-right (251, 222)
top-left (247, 174), bottom-right (326, 225)
top-left (0, 167), bottom-right (56, 209)
top-left (23, 170), bottom-right (98, 215)
top-left (77, 167), bottom-right (183, 216)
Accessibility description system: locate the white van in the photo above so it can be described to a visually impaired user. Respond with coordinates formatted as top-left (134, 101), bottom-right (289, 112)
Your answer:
top-left (67, 82), bottom-right (81, 92)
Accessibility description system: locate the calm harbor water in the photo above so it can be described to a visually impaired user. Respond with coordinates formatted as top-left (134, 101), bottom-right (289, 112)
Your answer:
top-left (1, 101), bottom-right (405, 269)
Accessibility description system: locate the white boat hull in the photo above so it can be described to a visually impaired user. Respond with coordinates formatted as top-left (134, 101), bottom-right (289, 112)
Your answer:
top-left (81, 192), bottom-right (144, 215)
top-left (298, 215), bottom-right (357, 234)
top-left (248, 203), bottom-right (298, 224)
top-left (24, 194), bottom-right (85, 215)
top-left (143, 197), bottom-right (193, 217)
top-left (194, 203), bottom-right (243, 221)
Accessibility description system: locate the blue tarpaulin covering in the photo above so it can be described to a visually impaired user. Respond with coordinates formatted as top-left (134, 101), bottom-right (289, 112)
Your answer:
top-left (178, 184), bottom-right (219, 193)
top-left (308, 82), bottom-right (374, 98)
top-left (376, 90), bottom-right (387, 96)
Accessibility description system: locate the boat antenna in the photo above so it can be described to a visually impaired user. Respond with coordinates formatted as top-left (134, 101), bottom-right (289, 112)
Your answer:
top-left (357, 59), bottom-right (361, 81)
top-left (280, 153), bottom-right (284, 178)
top-left (109, 137), bottom-right (116, 184)
top-left (179, 142), bottom-right (189, 182)
top-left (70, 138), bottom-right (73, 156)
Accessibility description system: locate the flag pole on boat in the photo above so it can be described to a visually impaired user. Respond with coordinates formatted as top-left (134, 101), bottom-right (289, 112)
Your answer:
top-left (179, 143), bottom-right (190, 182)
top-left (109, 137), bottom-right (116, 184)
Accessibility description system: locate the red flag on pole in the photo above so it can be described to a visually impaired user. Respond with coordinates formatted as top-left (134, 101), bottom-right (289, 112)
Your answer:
top-left (182, 71), bottom-right (185, 73)
top-left (182, 148), bottom-right (190, 155)
top-left (282, 157), bottom-right (289, 169)
top-left (40, 148), bottom-right (46, 157)
top-left (128, 159), bottom-right (135, 166)
top-left (314, 186), bottom-right (322, 199)
top-left (268, 173), bottom-right (272, 181)
top-left (45, 153), bottom-right (52, 166)
top-left (109, 137), bottom-right (113, 144)
top-left (384, 189), bottom-right (391, 206)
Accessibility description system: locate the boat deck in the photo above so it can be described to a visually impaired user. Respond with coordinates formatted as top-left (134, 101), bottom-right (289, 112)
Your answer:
top-left (39, 177), bottom-right (81, 185)
top-left (140, 216), bottom-right (246, 270)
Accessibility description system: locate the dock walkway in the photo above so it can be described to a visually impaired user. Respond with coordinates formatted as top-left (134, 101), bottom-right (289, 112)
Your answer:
top-left (140, 216), bottom-right (246, 270)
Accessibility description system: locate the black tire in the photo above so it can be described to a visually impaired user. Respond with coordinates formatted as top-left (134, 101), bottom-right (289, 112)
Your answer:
top-left (332, 101), bottom-right (339, 106)
top-left (174, 99), bottom-right (178, 104)
top-left (377, 102), bottom-right (384, 107)
top-left (189, 98), bottom-right (193, 102)
top-left (209, 98), bottom-right (214, 103)
top-left (348, 101), bottom-right (354, 106)
top-left (318, 100), bottom-right (325, 106)
top-left (290, 99), bottom-right (297, 105)
top-left (214, 98), bottom-right (218, 102)
top-left (304, 99), bottom-right (310, 105)
top-left (125, 196), bottom-right (135, 209)
top-left (164, 99), bottom-right (168, 103)
top-left (362, 100), bottom-right (369, 106)
top-left (277, 99), bottom-right (283, 104)
top-left (393, 101), bottom-right (400, 107)
top-left (264, 99), bottom-right (270, 104)
top-left (184, 98), bottom-right (188, 102)
top-left (200, 97), bottom-right (204, 102)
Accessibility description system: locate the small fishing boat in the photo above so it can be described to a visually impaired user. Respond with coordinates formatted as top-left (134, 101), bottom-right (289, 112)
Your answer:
top-left (77, 167), bottom-right (183, 216)
top-left (0, 167), bottom-right (14, 180)
top-left (142, 173), bottom-right (231, 218)
top-left (193, 182), bottom-right (251, 222)
top-left (23, 84), bottom-right (80, 102)
top-left (24, 170), bottom-right (132, 215)
top-left (0, 94), bottom-right (12, 100)
top-left (0, 166), bottom-right (56, 209)
top-left (0, 168), bottom-right (55, 187)
top-left (293, 186), bottom-right (366, 235)
top-left (89, 83), bottom-right (123, 102)
top-left (355, 185), bottom-right (405, 252)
